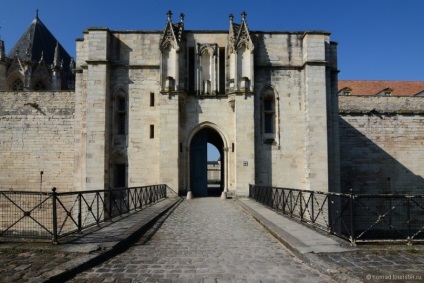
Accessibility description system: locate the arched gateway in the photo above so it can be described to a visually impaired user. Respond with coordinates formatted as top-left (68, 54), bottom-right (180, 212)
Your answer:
top-left (189, 126), bottom-right (225, 197)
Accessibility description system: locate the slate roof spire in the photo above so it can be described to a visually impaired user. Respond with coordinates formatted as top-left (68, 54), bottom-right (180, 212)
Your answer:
top-left (7, 10), bottom-right (72, 73)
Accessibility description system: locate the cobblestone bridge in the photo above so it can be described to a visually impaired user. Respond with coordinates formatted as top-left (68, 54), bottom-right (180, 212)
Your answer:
top-left (68, 198), bottom-right (334, 282)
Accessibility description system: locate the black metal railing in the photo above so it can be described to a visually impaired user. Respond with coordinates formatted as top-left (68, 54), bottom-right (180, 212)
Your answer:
top-left (0, 184), bottom-right (169, 243)
top-left (249, 185), bottom-right (424, 245)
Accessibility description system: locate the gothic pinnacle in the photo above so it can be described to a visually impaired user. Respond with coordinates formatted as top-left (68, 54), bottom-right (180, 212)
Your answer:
top-left (241, 11), bottom-right (247, 21)
top-left (229, 13), bottom-right (234, 24)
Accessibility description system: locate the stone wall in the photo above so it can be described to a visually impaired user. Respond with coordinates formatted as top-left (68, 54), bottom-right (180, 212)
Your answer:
top-left (0, 91), bottom-right (75, 191)
top-left (254, 32), bottom-right (338, 192)
top-left (339, 96), bottom-right (424, 194)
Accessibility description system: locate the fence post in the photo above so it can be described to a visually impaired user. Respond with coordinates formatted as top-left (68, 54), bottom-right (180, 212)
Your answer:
top-left (350, 190), bottom-right (356, 246)
top-left (300, 191), bottom-right (303, 221)
top-left (108, 189), bottom-right (112, 219)
top-left (52, 187), bottom-right (58, 244)
top-left (311, 191), bottom-right (315, 224)
top-left (97, 192), bottom-right (100, 224)
top-left (407, 197), bottom-right (412, 245)
top-left (328, 194), bottom-right (332, 233)
top-left (78, 192), bottom-right (82, 231)
top-left (127, 187), bottom-right (130, 213)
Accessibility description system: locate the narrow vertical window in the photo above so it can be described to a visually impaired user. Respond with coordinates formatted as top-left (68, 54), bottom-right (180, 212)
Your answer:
top-left (118, 114), bottom-right (126, 135)
top-left (116, 95), bottom-right (127, 135)
top-left (263, 97), bottom-right (274, 134)
top-left (150, 92), bottom-right (155, 106)
top-left (262, 87), bottom-right (276, 141)
top-left (118, 97), bottom-right (126, 111)
top-left (150, 125), bottom-right (154, 139)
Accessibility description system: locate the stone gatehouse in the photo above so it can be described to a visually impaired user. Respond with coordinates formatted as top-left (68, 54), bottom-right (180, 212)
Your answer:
top-left (1, 11), bottom-right (341, 196)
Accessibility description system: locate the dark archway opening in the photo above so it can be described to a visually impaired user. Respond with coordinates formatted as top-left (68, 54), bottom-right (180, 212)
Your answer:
top-left (190, 127), bottom-right (224, 197)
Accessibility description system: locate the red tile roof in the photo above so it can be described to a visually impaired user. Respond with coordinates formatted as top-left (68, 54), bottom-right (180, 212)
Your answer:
top-left (338, 80), bottom-right (424, 96)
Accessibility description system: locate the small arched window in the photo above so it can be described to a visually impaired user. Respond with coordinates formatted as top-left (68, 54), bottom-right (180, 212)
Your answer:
top-left (12, 79), bottom-right (24, 91)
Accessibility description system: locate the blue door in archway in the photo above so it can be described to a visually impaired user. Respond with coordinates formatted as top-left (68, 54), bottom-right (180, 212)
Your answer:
top-left (190, 130), bottom-right (208, 197)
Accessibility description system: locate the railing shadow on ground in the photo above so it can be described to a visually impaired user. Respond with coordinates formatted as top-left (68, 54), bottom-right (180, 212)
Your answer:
top-left (249, 184), bottom-right (424, 245)
top-left (0, 184), bottom-right (176, 244)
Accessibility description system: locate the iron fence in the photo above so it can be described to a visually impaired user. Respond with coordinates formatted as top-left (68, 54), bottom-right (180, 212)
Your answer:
top-left (249, 185), bottom-right (424, 245)
top-left (0, 184), bottom-right (168, 243)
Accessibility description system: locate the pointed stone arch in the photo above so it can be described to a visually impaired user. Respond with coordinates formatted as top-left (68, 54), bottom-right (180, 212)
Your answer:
top-left (184, 122), bottom-right (230, 198)
top-left (7, 71), bottom-right (24, 91)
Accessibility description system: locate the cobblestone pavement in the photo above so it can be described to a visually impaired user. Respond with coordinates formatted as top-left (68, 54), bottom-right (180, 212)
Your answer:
top-left (68, 198), bottom-right (335, 283)
top-left (0, 245), bottom-right (80, 283)
top-left (317, 248), bottom-right (424, 282)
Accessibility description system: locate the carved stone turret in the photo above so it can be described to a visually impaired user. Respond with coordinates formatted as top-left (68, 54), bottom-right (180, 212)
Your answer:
top-left (160, 10), bottom-right (185, 93)
top-left (227, 11), bottom-right (255, 93)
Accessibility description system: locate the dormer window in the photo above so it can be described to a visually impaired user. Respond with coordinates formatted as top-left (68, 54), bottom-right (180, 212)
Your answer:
top-left (339, 87), bottom-right (352, 96)
top-left (379, 88), bottom-right (393, 97)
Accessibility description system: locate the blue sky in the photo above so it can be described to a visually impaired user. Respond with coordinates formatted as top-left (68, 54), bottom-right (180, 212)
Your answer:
top-left (1, 0), bottom-right (423, 81)
top-left (1, 0), bottom-right (422, 160)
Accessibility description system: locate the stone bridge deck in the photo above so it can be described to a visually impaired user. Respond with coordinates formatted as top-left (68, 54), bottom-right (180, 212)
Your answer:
top-left (68, 198), bottom-right (335, 282)
top-left (0, 197), bottom-right (423, 282)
